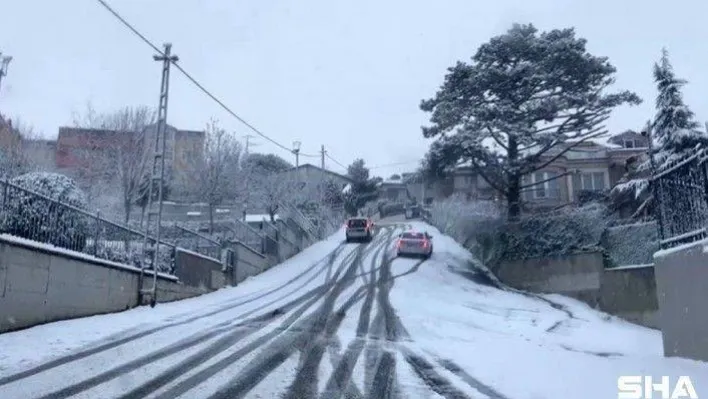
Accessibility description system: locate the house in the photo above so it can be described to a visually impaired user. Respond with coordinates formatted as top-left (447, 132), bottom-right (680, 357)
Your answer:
top-left (55, 124), bottom-right (205, 198)
top-left (279, 163), bottom-right (353, 194)
top-left (441, 130), bottom-right (649, 209)
top-left (378, 179), bottom-right (408, 202)
top-left (0, 116), bottom-right (22, 171)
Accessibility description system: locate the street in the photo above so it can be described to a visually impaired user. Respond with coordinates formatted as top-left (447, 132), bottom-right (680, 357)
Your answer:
top-left (0, 221), bottom-right (705, 398)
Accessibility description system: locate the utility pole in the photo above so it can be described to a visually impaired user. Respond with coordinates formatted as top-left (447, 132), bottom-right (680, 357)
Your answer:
top-left (0, 53), bottom-right (13, 96)
top-left (320, 145), bottom-right (326, 169)
top-left (292, 140), bottom-right (301, 168)
top-left (243, 134), bottom-right (258, 155)
top-left (241, 134), bottom-right (258, 221)
top-left (140, 43), bottom-right (178, 308)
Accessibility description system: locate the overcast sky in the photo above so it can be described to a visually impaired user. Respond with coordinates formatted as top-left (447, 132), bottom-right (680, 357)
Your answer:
top-left (2, 0), bottom-right (708, 179)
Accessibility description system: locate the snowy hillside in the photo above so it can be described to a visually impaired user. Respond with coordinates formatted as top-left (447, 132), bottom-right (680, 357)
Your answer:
top-left (0, 221), bottom-right (705, 399)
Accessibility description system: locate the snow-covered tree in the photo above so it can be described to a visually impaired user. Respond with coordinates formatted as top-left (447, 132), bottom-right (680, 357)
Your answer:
top-left (611, 49), bottom-right (708, 217)
top-left (344, 159), bottom-right (380, 216)
top-left (2, 172), bottom-right (89, 251)
top-left (420, 23), bottom-right (641, 219)
top-left (195, 118), bottom-right (243, 233)
top-left (652, 48), bottom-right (708, 163)
top-left (72, 103), bottom-right (157, 223)
top-left (251, 173), bottom-right (300, 222)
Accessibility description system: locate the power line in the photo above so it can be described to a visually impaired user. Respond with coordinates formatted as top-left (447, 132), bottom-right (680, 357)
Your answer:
top-left (368, 160), bottom-right (421, 169)
top-left (325, 152), bottom-right (347, 170)
top-left (95, 0), bottom-right (319, 158)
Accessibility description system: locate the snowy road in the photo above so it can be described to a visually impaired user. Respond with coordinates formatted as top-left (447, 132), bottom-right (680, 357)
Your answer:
top-left (0, 221), bottom-right (706, 398)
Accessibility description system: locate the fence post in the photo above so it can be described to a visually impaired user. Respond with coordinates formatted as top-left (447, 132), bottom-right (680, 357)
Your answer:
top-left (93, 211), bottom-right (101, 255)
top-left (1, 179), bottom-right (7, 209)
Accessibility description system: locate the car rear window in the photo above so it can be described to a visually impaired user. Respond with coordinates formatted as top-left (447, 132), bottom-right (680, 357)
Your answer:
top-left (348, 219), bottom-right (367, 228)
top-left (401, 232), bottom-right (425, 239)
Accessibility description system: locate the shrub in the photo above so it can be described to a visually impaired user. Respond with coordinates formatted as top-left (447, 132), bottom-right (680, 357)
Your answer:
top-left (94, 241), bottom-right (175, 274)
top-left (428, 195), bottom-right (503, 265)
top-left (498, 202), bottom-right (613, 262)
top-left (1, 172), bottom-right (89, 252)
top-left (428, 196), bottom-right (614, 269)
top-left (602, 221), bottom-right (659, 267)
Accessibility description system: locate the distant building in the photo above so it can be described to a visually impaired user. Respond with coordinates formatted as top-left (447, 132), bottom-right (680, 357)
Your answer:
top-left (0, 115), bottom-right (22, 170)
top-left (55, 124), bottom-right (205, 198)
top-left (378, 180), bottom-right (408, 202)
top-left (280, 163), bottom-right (353, 192)
top-left (437, 130), bottom-right (649, 209)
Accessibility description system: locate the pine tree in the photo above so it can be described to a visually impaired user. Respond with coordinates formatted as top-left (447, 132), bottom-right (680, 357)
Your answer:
top-left (420, 24), bottom-right (641, 219)
top-left (653, 48), bottom-right (706, 159)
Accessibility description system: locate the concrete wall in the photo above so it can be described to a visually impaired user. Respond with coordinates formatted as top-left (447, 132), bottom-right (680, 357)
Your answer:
top-left (653, 239), bottom-right (708, 362)
top-left (496, 252), bottom-right (605, 307)
top-left (0, 236), bottom-right (207, 333)
top-left (0, 214), bottom-right (321, 333)
top-left (496, 252), bottom-right (659, 328)
top-left (174, 248), bottom-right (224, 291)
top-left (600, 265), bottom-right (659, 329)
top-left (230, 240), bottom-right (270, 283)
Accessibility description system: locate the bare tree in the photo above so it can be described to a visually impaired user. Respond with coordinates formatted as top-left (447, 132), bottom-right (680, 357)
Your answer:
top-left (72, 103), bottom-right (157, 222)
top-left (196, 118), bottom-right (243, 233)
top-left (248, 169), bottom-right (307, 222)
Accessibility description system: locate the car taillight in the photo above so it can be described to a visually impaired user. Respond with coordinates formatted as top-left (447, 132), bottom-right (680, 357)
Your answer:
top-left (421, 240), bottom-right (429, 248)
top-left (396, 239), bottom-right (403, 248)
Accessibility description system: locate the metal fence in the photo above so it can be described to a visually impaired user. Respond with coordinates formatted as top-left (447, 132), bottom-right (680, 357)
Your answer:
top-left (652, 149), bottom-right (708, 249)
top-left (0, 179), bottom-right (177, 273)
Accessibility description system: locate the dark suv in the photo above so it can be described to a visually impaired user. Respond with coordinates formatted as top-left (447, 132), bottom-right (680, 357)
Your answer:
top-left (345, 217), bottom-right (374, 243)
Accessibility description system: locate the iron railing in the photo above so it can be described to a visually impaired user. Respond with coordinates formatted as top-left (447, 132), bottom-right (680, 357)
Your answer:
top-left (0, 179), bottom-right (177, 273)
top-left (652, 149), bottom-right (708, 249)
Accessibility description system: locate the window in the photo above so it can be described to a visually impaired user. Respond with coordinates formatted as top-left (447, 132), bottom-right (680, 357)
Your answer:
top-left (523, 171), bottom-right (560, 200)
top-left (623, 139), bottom-right (635, 148)
top-left (572, 171), bottom-right (606, 198)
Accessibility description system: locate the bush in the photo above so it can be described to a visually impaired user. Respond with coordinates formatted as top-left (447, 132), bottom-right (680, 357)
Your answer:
top-left (97, 242), bottom-right (176, 274)
top-left (602, 221), bottom-right (659, 267)
top-left (498, 202), bottom-right (612, 262)
top-left (2, 172), bottom-right (89, 252)
top-left (428, 195), bottom-right (503, 264)
top-left (428, 196), bottom-right (614, 269)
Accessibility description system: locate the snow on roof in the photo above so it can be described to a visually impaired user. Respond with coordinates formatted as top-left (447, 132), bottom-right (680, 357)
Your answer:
top-left (244, 214), bottom-right (280, 223)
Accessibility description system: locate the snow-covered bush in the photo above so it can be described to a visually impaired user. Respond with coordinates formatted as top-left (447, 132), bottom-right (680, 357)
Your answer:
top-left (1, 172), bottom-right (90, 252)
top-left (94, 241), bottom-right (175, 274)
top-left (428, 195), bottom-right (504, 265)
top-left (602, 221), bottom-right (659, 267)
top-left (498, 202), bottom-right (612, 262)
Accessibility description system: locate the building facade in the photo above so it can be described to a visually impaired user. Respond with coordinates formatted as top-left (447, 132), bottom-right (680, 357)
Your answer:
top-left (408, 131), bottom-right (649, 209)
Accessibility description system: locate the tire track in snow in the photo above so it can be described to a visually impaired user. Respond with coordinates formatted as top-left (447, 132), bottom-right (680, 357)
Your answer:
top-left (0, 242), bottom-right (350, 387)
top-left (156, 240), bottom-right (379, 399)
top-left (319, 231), bottom-right (393, 399)
top-left (206, 247), bottom-right (371, 399)
top-left (400, 348), bottom-right (471, 399)
top-left (114, 285), bottom-right (331, 399)
top-left (281, 235), bottom-right (392, 399)
top-left (435, 358), bottom-right (510, 399)
top-left (34, 284), bottom-right (329, 399)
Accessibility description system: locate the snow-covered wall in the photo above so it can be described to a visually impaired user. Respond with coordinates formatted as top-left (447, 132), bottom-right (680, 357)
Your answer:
top-left (653, 238), bottom-right (708, 362)
top-left (0, 235), bottom-right (206, 333)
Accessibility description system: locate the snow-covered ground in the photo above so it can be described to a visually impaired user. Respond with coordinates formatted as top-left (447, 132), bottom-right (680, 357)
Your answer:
top-left (0, 221), bottom-right (705, 399)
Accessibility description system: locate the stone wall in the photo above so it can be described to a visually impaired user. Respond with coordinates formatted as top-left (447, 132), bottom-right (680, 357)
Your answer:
top-left (496, 251), bottom-right (659, 328)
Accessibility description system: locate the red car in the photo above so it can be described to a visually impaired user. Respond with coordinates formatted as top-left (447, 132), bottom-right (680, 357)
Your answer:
top-left (396, 230), bottom-right (433, 259)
